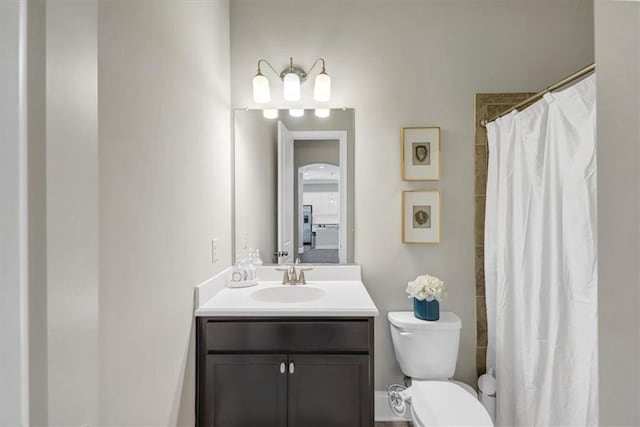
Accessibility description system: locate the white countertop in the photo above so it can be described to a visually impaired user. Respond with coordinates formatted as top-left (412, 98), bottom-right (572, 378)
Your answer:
top-left (194, 266), bottom-right (379, 317)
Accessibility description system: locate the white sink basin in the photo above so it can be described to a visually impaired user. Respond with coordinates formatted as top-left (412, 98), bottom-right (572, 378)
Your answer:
top-left (195, 265), bottom-right (379, 317)
top-left (251, 286), bottom-right (326, 303)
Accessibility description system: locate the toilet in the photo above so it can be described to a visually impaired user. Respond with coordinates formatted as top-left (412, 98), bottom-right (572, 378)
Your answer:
top-left (388, 311), bottom-right (493, 426)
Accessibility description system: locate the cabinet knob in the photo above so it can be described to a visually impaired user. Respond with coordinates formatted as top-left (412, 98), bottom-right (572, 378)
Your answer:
top-left (289, 361), bottom-right (295, 374)
top-left (280, 362), bottom-right (286, 374)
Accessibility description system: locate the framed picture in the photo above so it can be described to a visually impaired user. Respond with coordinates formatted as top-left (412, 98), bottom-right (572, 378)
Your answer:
top-left (401, 127), bottom-right (441, 181)
top-left (402, 190), bottom-right (440, 243)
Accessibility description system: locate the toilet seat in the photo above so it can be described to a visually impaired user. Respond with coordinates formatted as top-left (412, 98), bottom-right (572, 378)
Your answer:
top-left (410, 380), bottom-right (493, 426)
top-left (450, 380), bottom-right (478, 399)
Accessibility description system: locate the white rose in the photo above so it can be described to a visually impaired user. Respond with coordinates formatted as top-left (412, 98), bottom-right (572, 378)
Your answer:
top-left (406, 274), bottom-right (447, 301)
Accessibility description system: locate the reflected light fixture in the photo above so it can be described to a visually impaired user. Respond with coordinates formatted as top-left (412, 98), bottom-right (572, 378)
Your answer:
top-left (315, 108), bottom-right (330, 118)
top-left (263, 109), bottom-right (278, 119)
top-left (289, 108), bottom-right (305, 118)
top-left (252, 57), bottom-right (331, 104)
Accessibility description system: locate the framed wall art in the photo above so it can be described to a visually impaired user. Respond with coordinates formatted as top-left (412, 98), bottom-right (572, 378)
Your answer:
top-left (402, 190), bottom-right (440, 243)
top-left (401, 127), bottom-right (441, 180)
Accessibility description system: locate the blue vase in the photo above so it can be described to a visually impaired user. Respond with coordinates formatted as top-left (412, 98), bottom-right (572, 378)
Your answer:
top-left (414, 298), bottom-right (439, 321)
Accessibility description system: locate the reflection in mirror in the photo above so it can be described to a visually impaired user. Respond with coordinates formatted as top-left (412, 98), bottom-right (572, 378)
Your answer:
top-left (234, 108), bottom-right (354, 265)
top-left (299, 163), bottom-right (340, 263)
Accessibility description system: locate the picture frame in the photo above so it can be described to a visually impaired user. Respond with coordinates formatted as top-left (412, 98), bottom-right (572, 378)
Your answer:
top-left (401, 127), bottom-right (441, 181)
top-left (402, 190), bottom-right (440, 244)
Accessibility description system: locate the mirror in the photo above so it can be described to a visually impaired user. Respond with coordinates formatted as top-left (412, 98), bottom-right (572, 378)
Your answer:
top-left (234, 108), bottom-right (355, 265)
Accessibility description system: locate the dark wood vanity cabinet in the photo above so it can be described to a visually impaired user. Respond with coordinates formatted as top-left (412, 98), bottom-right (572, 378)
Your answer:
top-left (196, 317), bottom-right (374, 427)
top-left (202, 354), bottom-right (288, 426)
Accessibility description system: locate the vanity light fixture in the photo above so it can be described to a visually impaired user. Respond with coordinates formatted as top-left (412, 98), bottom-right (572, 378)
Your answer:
top-left (252, 57), bottom-right (331, 104)
top-left (283, 71), bottom-right (300, 101)
top-left (252, 71), bottom-right (271, 103)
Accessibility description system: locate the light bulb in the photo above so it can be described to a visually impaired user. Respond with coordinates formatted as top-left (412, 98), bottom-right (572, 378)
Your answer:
top-left (283, 72), bottom-right (301, 101)
top-left (262, 109), bottom-right (278, 119)
top-left (289, 108), bottom-right (304, 117)
top-left (252, 73), bottom-right (270, 103)
top-left (315, 108), bottom-right (330, 118)
top-left (313, 72), bottom-right (331, 102)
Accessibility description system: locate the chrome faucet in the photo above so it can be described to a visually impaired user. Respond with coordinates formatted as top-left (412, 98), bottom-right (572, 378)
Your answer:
top-left (276, 263), bottom-right (313, 285)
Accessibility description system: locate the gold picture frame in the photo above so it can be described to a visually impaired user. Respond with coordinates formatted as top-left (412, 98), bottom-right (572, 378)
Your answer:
top-left (402, 190), bottom-right (440, 244)
top-left (401, 127), bottom-right (441, 181)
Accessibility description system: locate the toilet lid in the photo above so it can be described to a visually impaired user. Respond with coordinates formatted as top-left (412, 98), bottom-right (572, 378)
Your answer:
top-left (388, 311), bottom-right (461, 330)
top-left (411, 381), bottom-right (493, 427)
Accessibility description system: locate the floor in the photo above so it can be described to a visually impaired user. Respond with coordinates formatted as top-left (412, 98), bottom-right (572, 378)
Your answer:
top-left (299, 244), bottom-right (339, 263)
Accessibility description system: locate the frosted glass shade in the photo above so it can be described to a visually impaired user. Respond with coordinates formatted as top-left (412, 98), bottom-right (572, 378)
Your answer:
top-left (263, 109), bottom-right (278, 119)
top-left (315, 108), bottom-right (330, 118)
top-left (289, 108), bottom-right (304, 117)
top-left (253, 73), bottom-right (270, 103)
top-left (283, 73), bottom-right (301, 101)
top-left (313, 72), bottom-right (331, 102)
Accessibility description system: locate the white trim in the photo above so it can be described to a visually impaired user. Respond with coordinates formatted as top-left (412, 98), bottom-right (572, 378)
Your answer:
top-left (297, 169), bottom-right (305, 257)
top-left (277, 121), bottom-right (295, 264)
top-left (277, 122), bottom-right (284, 262)
top-left (18, 0), bottom-right (30, 423)
top-left (290, 130), bottom-right (348, 263)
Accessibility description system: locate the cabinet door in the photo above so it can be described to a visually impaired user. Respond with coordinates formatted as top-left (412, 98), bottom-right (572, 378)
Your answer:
top-left (287, 355), bottom-right (371, 427)
top-left (202, 354), bottom-right (288, 427)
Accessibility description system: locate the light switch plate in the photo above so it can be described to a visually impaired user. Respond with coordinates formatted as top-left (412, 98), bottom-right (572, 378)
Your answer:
top-left (211, 238), bottom-right (219, 263)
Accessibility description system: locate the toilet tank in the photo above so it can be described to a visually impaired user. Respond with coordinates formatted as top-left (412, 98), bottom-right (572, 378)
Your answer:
top-left (388, 311), bottom-right (461, 380)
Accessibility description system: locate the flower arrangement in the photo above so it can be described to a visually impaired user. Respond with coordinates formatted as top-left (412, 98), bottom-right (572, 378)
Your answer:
top-left (406, 274), bottom-right (447, 302)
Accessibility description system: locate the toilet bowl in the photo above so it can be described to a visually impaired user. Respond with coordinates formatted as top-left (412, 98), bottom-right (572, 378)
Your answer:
top-left (388, 311), bottom-right (493, 426)
top-left (408, 380), bottom-right (492, 426)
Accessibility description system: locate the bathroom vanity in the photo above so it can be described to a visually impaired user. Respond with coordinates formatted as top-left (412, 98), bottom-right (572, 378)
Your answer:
top-left (194, 266), bottom-right (378, 427)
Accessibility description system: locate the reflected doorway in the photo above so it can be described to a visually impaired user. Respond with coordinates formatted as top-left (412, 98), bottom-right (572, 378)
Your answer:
top-left (298, 163), bottom-right (340, 263)
top-left (276, 123), bottom-right (349, 264)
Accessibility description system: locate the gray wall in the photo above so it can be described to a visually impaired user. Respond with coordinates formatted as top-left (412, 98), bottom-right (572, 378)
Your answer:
top-left (295, 139), bottom-right (339, 167)
top-left (234, 109), bottom-right (278, 260)
top-left (26, 0), bottom-right (232, 424)
top-left (231, 0), bottom-right (595, 388)
top-left (595, 1), bottom-right (640, 425)
top-left (46, 1), bottom-right (99, 423)
top-left (98, 1), bottom-right (231, 424)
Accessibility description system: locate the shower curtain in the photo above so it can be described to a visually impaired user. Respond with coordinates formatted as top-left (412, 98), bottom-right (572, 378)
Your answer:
top-left (484, 75), bottom-right (598, 426)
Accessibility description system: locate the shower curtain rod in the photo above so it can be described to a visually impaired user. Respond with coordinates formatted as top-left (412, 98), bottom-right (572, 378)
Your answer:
top-left (480, 63), bottom-right (596, 127)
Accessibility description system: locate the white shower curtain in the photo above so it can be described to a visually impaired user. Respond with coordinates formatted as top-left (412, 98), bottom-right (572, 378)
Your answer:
top-left (485, 75), bottom-right (598, 426)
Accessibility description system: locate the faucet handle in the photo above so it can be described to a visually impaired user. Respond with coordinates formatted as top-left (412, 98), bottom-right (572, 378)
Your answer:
top-left (297, 267), bottom-right (313, 284)
top-left (276, 267), bottom-right (292, 284)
